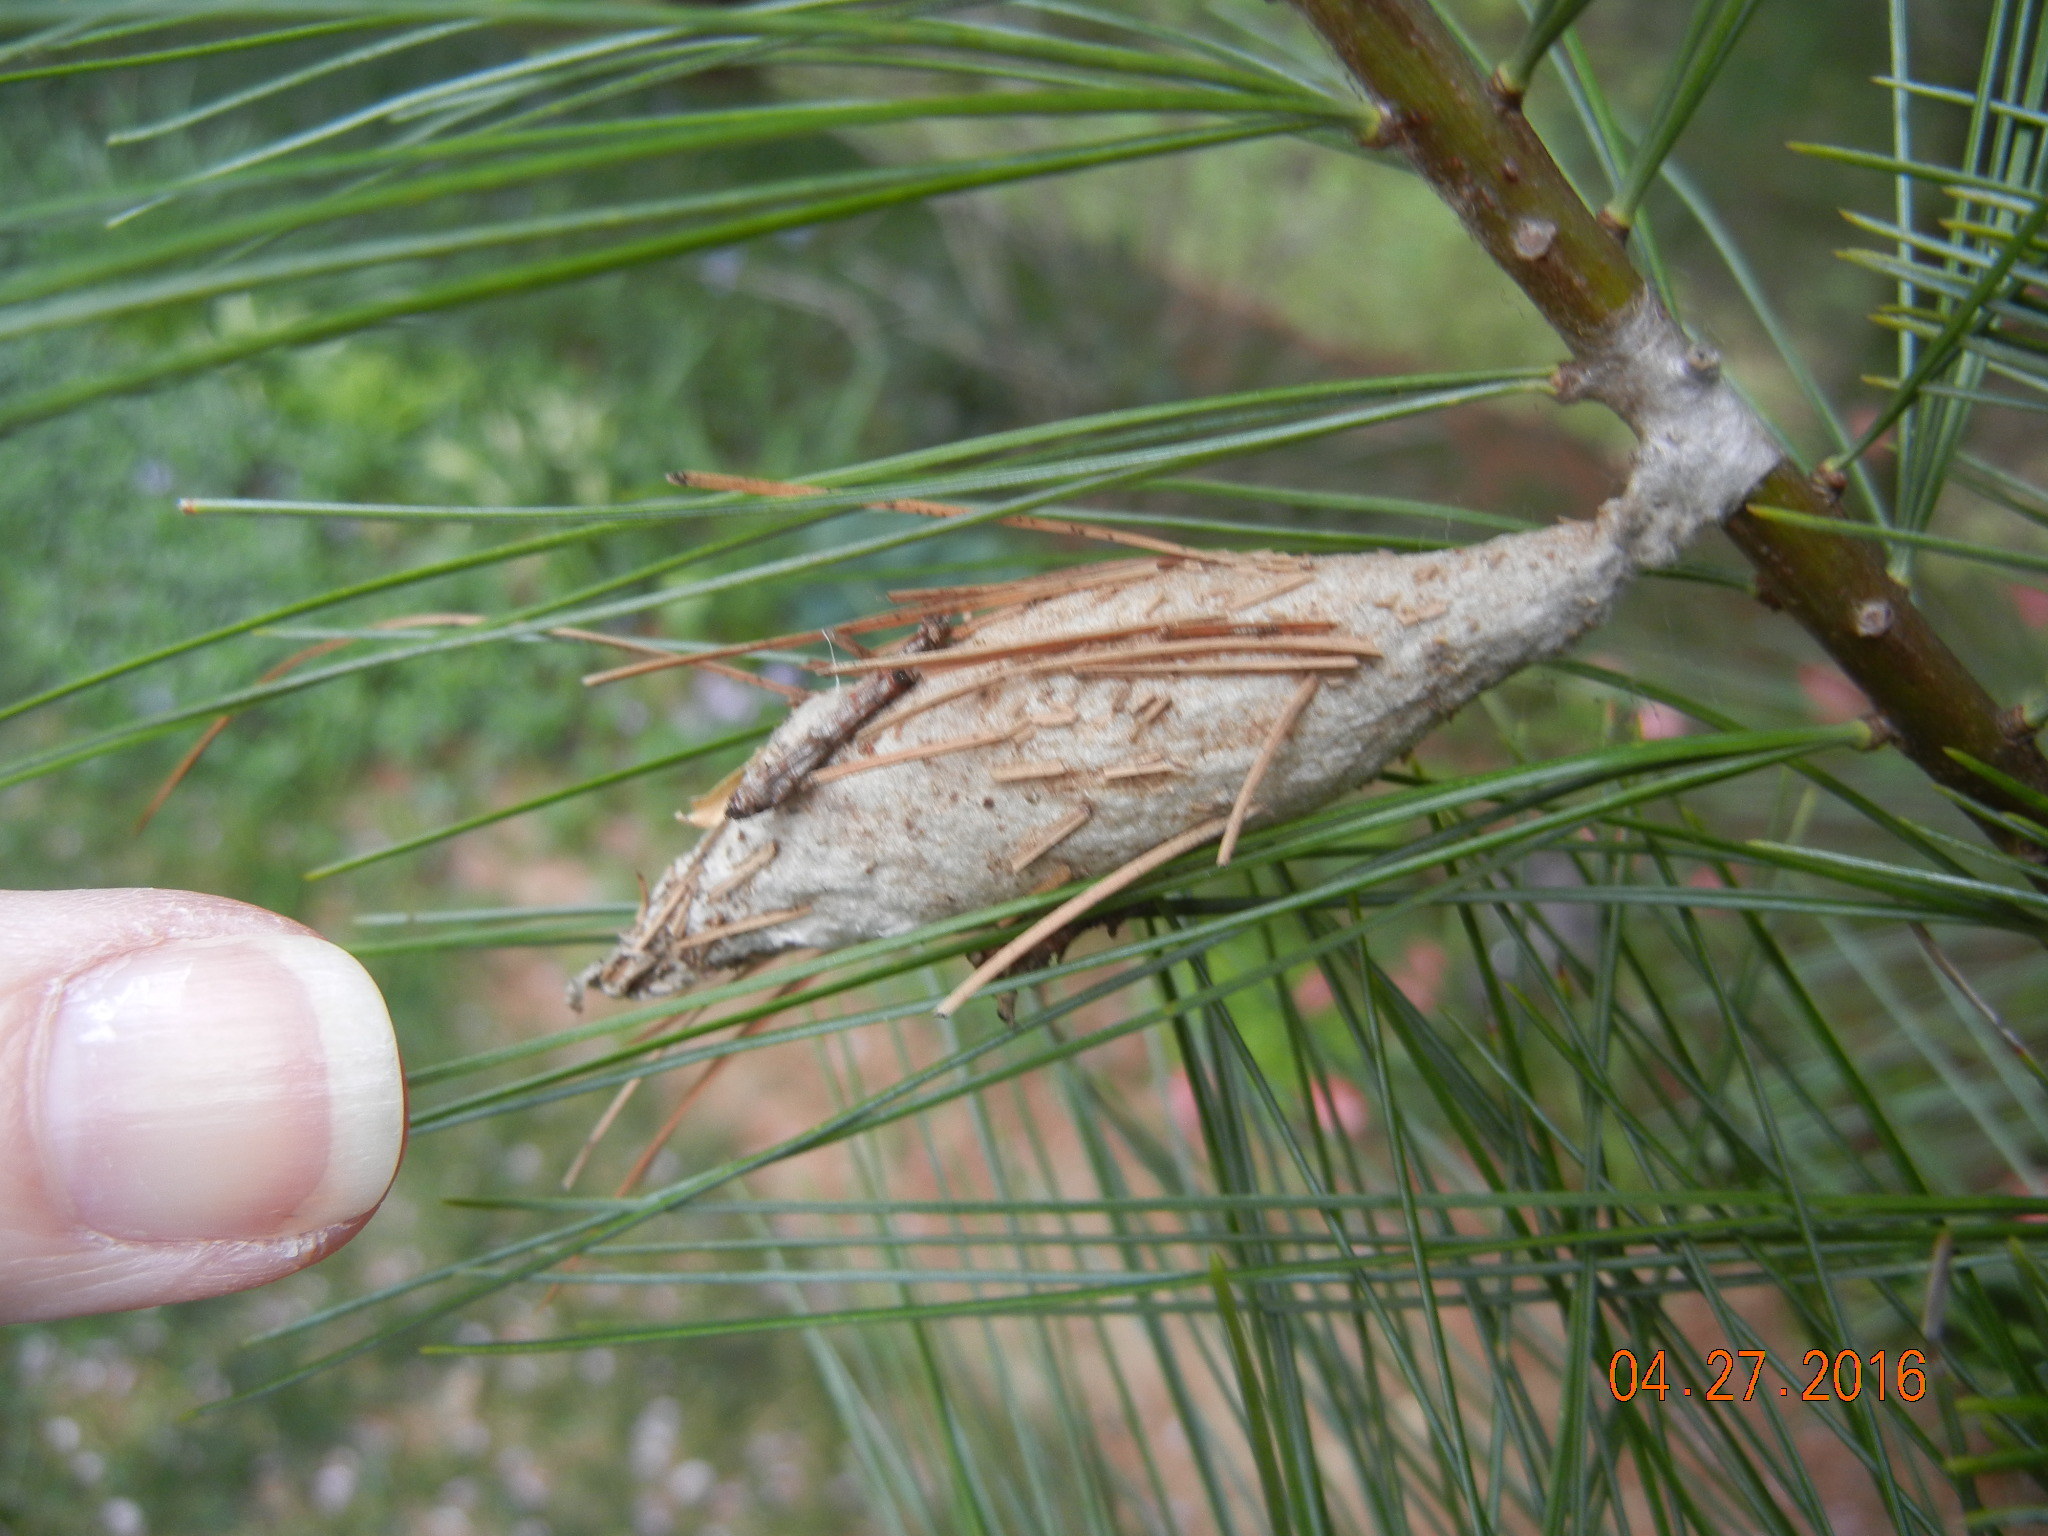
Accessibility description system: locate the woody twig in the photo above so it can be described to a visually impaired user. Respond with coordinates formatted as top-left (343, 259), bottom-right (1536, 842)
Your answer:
top-left (1285, 0), bottom-right (2048, 863)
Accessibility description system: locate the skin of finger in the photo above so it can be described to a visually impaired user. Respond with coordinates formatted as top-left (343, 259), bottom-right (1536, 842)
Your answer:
top-left (0, 889), bottom-right (381, 1322)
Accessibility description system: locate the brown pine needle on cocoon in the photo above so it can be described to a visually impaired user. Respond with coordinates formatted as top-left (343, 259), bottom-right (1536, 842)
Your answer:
top-left (816, 621), bottom-right (1354, 675)
top-left (1220, 675), bottom-right (1320, 866)
top-left (990, 760), bottom-right (1073, 783)
top-left (591, 864), bottom-right (709, 996)
top-left (1232, 573), bottom-right (1317, 612)
top-left (646, 865), bottom-right (702, 932)
top-left (1102, 756), bottom-right (1179, 780)
top-left (1075, 656), bottom-right (1362, 676)
top-left (939, 816), bottom-right (1233, 1018)
top-left (811, 728), bottom-right (1015, 784)
top-left (856, 638), bottom-right (1365, 736)
top-left (1131, 694), bottom-right (1173, 734)
top-left (1008, 803), bottom-right (1093, 873)
top-left (705, 839), bottom-right (779, 900)
top-left (671, 904), bottom-right (812, 952)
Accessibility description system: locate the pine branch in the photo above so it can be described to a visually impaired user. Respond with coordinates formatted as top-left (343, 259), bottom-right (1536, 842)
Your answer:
top-left (1286, 0), bottom-right (2048, 864)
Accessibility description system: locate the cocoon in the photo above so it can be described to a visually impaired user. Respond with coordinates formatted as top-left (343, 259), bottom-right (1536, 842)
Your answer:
top-left (578, 295), bottom-right (1783, 1008)
top-left (584, 504), bottom-right (1643, 1003)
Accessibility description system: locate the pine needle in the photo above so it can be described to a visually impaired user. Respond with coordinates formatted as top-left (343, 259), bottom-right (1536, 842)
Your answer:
top-left (1219, 675), bottom-right (1319, 865)
top-left (939, 815), bottom-right (1229, 1015)
top-left (672, 470), bottom-right (1225, 562)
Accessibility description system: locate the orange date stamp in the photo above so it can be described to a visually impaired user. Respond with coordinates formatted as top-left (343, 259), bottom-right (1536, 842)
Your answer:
top-left (1607, 1348), bottom-right (1928, 1403)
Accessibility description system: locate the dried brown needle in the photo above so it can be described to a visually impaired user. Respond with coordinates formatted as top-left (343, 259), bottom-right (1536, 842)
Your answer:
top-left (136, 612), bottom-right (484, 832)
top-left (939, 816), bottom-right (1232, 1017)
top-left (673, 470), bottom-right (1223, 563)
top-left (1219, 675), bottom-right (1320, 866)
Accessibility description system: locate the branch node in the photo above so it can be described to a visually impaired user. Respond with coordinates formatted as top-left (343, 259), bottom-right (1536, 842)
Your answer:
top-left (1683, 344), bottom-right (1721, 381)
top-left (1510, 217), bottom-right (1557, 261)
top-left (1551, 359), bottom-right (1595, 405)
top-left (1361, 108), bottom-right (1407, 150)
top-left (1853, 599), bottom-right (1895, 638)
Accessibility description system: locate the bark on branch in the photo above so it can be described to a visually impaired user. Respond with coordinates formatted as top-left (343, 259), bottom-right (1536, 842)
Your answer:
top-left (1288, 0), bottom-right (2048, 860)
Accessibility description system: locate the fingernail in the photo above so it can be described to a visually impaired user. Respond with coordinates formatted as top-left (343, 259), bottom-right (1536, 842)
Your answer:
top-left (40, 935), bottom-right (403, 1243)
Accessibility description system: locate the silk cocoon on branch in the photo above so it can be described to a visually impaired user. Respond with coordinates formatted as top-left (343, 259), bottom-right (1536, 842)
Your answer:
top-left (581, 295), bottom-right (1782, 1004)
top-left (584, 509), bottom-right (1636, 1001)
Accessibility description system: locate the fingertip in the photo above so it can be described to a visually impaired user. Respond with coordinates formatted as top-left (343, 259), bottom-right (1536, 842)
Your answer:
top-left (41, 933), bottom-right (404, 1244)
top-left (1, 908), bottom-right (404, 1322)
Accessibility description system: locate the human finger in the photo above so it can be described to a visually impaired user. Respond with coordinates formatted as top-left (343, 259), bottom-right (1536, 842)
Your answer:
top-left (0, 888), bottom-right (403, 1323)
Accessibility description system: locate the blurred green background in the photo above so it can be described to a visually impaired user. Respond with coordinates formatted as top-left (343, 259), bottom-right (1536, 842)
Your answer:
top-left (2, 4), bottom-right (2036, 1533)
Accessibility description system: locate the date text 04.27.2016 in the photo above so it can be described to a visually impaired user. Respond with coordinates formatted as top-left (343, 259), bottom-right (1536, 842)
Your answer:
top-left (1607, 1348), bottom-right (1927, 1403)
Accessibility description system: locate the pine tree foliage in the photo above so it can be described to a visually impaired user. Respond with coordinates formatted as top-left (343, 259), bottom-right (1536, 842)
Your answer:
top-left (4, 3), bottom-right (2048, 1532)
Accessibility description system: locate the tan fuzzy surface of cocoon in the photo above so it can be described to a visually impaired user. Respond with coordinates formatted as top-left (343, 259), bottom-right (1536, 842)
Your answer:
top-left (584, 510), bottom-right (1636, 1000)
